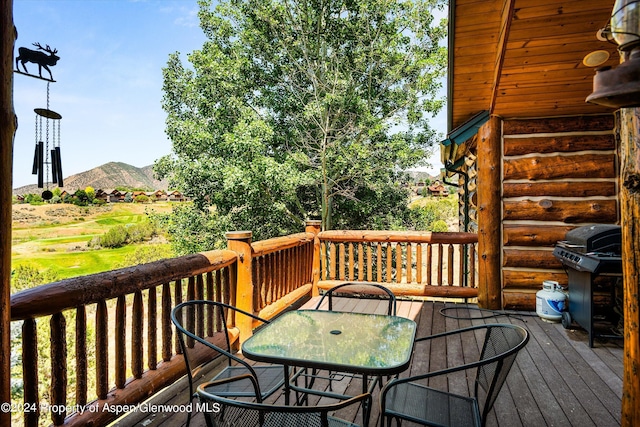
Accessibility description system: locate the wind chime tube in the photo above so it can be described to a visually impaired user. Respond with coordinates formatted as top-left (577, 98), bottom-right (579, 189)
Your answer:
top-left (32, 144), bottom-right (39, 175)
top-left (55, 146), bottom-right (63, 187)
top-left (37, 141), bottom-right (44, 188)
top-left (51, 149), bottom-right (58, 183)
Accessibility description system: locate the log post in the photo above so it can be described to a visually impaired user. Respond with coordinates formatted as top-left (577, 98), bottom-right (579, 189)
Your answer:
top-left (50, 313), bottom-right (67, 426)
top-left (477, 115), bottom-right (502, 309)
top-left (306, 220), bottom-right (322, 296)
top-left (226, 231), bottom-right (254, 342)
top-left (619, 107), bottom-right (640, 427)
top-left (0, 1), bottom-right (15, 424)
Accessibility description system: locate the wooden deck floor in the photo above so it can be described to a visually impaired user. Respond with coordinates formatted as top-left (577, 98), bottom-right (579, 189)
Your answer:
top-left (111, 297), bottom-right (623, 427)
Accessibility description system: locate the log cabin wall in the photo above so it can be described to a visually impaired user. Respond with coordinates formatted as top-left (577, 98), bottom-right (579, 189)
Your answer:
top-left (500, 114), bottom-right (619, 310)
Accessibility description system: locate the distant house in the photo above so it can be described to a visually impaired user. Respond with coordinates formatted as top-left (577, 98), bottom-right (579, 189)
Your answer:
top-left (94, 189), bottom-right (120, 203)
top-left (107, 190), bottom-right (125, 202)
top-left (145, 190), bottom-right (167, 201)
top-left (94, 189), bottom-right (108, 201)
top-left (427, 180), bottom-right (449, 197)
top-left (167, 190), bottom-right (186, 202)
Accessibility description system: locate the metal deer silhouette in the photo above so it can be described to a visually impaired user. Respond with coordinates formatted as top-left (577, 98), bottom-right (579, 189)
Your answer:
top-left (15, 42), bottom-right (60, 80)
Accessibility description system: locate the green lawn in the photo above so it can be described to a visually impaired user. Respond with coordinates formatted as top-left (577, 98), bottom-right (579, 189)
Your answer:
top-left (12, 245), bottom-right (142, 279)
top-left (11, 202), bottom-right (175, 280)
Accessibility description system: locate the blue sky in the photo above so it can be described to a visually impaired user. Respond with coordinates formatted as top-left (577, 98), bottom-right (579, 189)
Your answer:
top-left (12, 0), bottom-right (206, 188)
top-left (12, 0), bottom-right (445, 189)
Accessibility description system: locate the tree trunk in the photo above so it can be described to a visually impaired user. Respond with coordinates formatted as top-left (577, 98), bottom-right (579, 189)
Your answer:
top-left (321, 182), bottom-right (333, 231)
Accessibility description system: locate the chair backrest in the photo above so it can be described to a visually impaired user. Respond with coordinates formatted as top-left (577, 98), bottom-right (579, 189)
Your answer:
top-left (474, 324), bottom-right (529, 425)
top-left (197, 377), bottom-right (371, 427)
top-left (315, 282), bottom-right (397, 315)
top-left (171, 300), bottom-right (266, 397)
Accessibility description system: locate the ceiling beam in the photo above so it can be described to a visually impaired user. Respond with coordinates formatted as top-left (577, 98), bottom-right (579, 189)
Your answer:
top-left (490, 0), bottom-right (516, 115)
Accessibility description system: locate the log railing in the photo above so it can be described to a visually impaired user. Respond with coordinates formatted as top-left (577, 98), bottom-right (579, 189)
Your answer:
top-left (227, 228), bottom-right (316, 332)
top-left (10, 250), bottom-right (238, 427)
top-left (9, 223), bottom-right (477, 426)
top-left (251, 232), bottom-right (315, 314)
top-left (316, 230), bottom-right (478, 298)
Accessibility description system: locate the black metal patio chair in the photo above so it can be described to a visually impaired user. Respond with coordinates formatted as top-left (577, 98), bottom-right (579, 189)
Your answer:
top-left (171, 300), bottom-right (285, 426)
top-left (292, 282), bottom-right (398, 402)
top-left (380, 323), bottom-right (529, 427)
top-left (315, 282), bottom-right (397, 315)
top-left (197, 374), bottom-right (372, 427)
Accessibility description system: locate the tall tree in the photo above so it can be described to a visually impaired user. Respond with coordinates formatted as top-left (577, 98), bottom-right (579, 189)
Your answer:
top-left (156, 0), bottom-right (447, 251)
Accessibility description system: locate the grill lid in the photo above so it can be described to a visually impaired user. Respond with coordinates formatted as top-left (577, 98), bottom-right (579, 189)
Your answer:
top-left (561, 224), bottom-right (621, 255)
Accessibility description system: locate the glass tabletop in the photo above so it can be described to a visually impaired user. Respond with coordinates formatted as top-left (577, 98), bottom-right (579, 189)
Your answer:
top-left (242, 309), bottom-right (417, 375)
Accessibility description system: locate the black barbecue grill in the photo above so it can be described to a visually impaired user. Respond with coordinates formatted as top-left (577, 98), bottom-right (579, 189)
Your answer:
top-left (553, 224), bottom-right (623, 347)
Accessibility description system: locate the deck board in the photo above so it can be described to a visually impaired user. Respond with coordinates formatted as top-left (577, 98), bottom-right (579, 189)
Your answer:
top-left (110, 298), bottom-right (623, 427)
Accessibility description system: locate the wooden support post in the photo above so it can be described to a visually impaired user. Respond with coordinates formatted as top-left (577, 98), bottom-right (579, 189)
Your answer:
top-left (226, 231), bottom-right (254, 343)
top-left (619, 108), bottom-right (640, 427)
top-left (0, 1), bottom-right (15, 424)
top-left (477, 115), bottom-right (502, 309)
top-left (306, 220), bottom-right (322, 296)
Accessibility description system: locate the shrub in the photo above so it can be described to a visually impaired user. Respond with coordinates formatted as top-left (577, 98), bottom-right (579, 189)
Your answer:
top-left (116, 245), bottom-right (174, 268)
top-left (127, 221), bottom-right (156, 243)
top-left (11, 264), bottom-right (59, 293)
top-left (25, 193), bottom-right (44, 205)
top-left (134, 195), bottom-right (150, 203)
top-left (408, 194), bottom-right (458, 231)
top-left (99, 225), bottom-right (129, 248)
top-left (87, 236), bottom-right (101, 248)
top-left (431, 219), bottom-right (449, 232)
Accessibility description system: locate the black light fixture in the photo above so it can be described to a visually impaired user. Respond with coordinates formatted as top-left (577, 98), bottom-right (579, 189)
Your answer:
top-left (586, 0), bottom-right (640, 108)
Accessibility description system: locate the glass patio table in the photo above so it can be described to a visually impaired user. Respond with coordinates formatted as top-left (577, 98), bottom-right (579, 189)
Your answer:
top-left (241, 309), bottom-right (417, 403)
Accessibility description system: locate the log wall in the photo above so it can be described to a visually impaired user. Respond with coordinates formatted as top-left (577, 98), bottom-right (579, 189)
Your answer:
top-left (500, 115), bottom-right (619, 309)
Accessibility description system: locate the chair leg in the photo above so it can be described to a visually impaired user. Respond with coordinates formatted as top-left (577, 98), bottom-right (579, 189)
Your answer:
top-left (309, 368), bottom-right (330, 391)
top-left (187, 392), bottom-right (208, 427)
top-left (382, 414), bottom-right (402, 427)
top-left (292, 367), bottom-right (310, 406)
top-left (387, 415), bottom-right (401, 427)
top-left (294, 373), bottom-right (309, 407)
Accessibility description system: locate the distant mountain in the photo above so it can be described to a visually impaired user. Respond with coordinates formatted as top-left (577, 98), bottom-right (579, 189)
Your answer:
top-left (13, 162), bottom-right (169, 195)
top-left (405, 170), bottom-right (440, 183)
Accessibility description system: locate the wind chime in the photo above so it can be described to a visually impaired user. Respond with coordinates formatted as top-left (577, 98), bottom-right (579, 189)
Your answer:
top-left (14, 41), bottom-right (63, 200)
top-left (32, 82), bottom-right (64, 200)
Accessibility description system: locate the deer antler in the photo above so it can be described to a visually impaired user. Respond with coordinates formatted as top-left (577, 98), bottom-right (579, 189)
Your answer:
top-left (32, 42), bottom-right (57, 53)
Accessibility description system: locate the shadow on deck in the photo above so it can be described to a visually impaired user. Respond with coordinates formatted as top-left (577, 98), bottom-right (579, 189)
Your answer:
top-left (110, 298), bottom-right (623, 427)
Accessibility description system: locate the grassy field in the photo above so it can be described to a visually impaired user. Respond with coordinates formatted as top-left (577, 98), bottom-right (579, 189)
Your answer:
top-left (11, 202), bottom-right (175, 280)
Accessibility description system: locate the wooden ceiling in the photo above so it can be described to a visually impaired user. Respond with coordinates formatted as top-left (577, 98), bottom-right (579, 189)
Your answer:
top-left (448, 0), bottom-right (620, 131)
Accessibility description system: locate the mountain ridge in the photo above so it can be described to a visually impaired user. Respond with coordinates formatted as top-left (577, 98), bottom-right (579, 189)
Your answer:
top-left (13, 163), bottom-right (440, 196)
top-left (13, 162), bottom-right (169, 195)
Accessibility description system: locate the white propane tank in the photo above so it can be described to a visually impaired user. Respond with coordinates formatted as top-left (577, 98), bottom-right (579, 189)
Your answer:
top-left (536, 280), bottom-right (566, 322)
